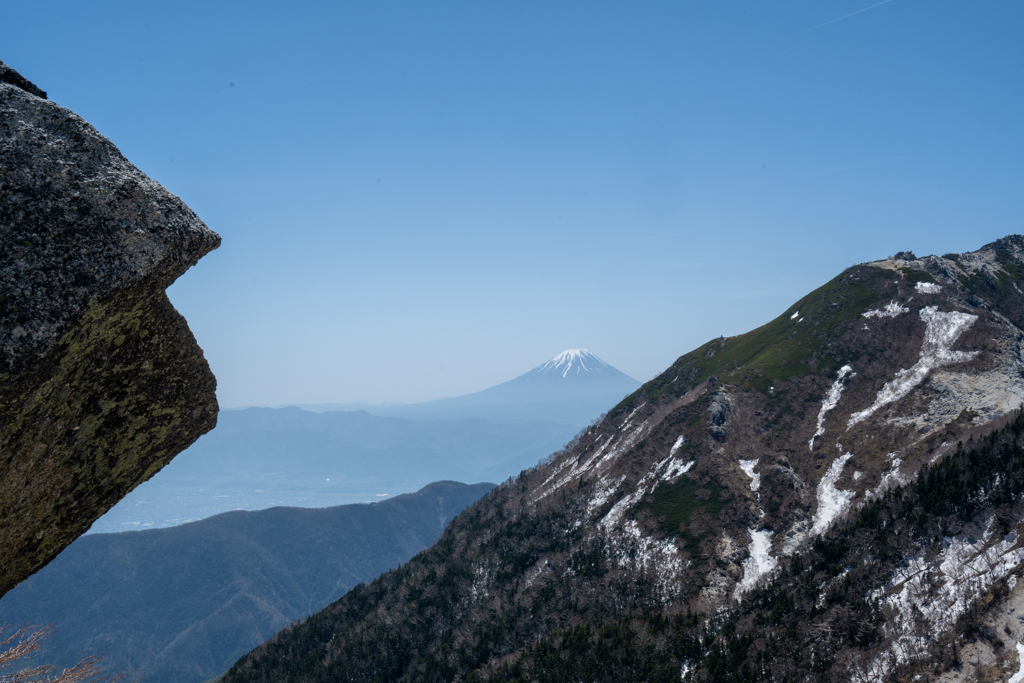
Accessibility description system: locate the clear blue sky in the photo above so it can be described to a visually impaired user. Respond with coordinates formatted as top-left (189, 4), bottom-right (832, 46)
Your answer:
top-left (6, 1), bottom-right (1022, 406)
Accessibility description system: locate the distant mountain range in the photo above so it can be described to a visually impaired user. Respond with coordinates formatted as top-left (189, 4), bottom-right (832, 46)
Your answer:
top-left (0, 481), bottom-right (493, 683)
top-left (93, 350), bottom-right (638, 533)
top-left (284, 349), bottom-right (640, 426)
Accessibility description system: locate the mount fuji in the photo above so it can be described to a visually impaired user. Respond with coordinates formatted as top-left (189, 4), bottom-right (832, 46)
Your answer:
top-left (298, 349), bottom-right (641, 427)
top-left (519, 349), bottom-right (635, 383)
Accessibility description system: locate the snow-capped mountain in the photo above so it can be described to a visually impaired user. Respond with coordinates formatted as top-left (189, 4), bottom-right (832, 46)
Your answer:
top-left (518, 349), bottom-right (632, 382)
top-left (306, 350), bottom-right (641, 427)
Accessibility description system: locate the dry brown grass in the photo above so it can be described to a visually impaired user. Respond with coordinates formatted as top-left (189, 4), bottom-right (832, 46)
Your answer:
top-left (0, 624), bottom-right (125, 683)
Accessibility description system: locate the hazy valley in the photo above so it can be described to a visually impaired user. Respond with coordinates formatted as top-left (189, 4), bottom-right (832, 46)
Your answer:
top-left (91, 349), bottom-right (638, 533)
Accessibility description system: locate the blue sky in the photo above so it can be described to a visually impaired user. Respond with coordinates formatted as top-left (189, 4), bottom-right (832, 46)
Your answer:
top-left (6, 1), bottom-right (1022, 406)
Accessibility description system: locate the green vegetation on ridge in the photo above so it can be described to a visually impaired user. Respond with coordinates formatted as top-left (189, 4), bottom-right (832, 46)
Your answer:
top-left (641, 266), bottom-right (895, 401)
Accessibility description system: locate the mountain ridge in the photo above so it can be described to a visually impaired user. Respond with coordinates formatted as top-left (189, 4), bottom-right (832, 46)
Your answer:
top-left (220, 234), bottom-right (1024, 682)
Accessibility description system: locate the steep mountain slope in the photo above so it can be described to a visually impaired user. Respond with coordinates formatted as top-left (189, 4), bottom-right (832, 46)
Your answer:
top-left (222, 236), bottom-right (1024, 682)
top-left (310, 349), bottom-right (641, 426)
top-left (477, 411), bottom-right (1024, 682)
top-left (92, 407), bottom-right (574, 532)
top-left (0, 481), bottom-right (493, 683)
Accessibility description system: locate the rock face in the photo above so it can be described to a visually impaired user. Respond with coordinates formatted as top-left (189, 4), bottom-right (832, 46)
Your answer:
top-left (0, 60), bottom-right (219, 597)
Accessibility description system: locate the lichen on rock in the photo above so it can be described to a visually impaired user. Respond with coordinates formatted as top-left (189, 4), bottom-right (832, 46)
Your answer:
top-left (0, 60), bottom-right (219, 597)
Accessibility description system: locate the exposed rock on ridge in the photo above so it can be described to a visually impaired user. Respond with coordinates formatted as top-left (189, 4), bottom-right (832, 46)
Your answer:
top-left (0, 60), bottom-right (219, 597)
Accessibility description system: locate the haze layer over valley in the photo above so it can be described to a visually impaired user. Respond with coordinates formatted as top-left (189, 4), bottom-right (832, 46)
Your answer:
top-left (92, 350), bottom-right (640, 533)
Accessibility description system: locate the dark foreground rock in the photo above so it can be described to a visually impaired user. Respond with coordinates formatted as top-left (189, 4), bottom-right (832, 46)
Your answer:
top-left (0, 60), bottom-right (220, 597)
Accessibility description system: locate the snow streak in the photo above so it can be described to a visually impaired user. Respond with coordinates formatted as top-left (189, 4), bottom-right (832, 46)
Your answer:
top-left (848, 306), bottom-right (979, 428)
top-left (660, 458), bottom-right (694, 482)
top-left (871, 454), bottom-right (908, 498)
top-left (862, 301), bottom-right (909, 318)
top-left (620, 403), bottom-right (646, 429)
top-left (738, 460), bottom-right (760, 492)
top-left (811, 453), bottom-right (855, 536)
top-left (536, 415), bottom-right (652, 503)
top-left (733, 529), bottom-right (777, 601)
top-left (915, 281), bottom-right (942, 295)
top-left (809, 365), bottom-right (854, 450)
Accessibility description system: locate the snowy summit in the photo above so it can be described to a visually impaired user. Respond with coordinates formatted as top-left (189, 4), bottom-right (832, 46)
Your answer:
top-left (522, 349), bottom-right (622, 381)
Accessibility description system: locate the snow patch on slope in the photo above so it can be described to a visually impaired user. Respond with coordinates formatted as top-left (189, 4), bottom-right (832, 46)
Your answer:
top-left (871, 454), bottom-right (908, 498)
top-left (599, 486), bottom-right (647, 531)
top-left (588, 474), bottom-right (626, 514)
top-left (733, 529), bottom-right (777, 601)
top-left (859, 521), bottom-right (1024, 681)
top-left (809, 365), bottom-right (854, 450)
top-left (536, 417), bottom-right (653, 502)
top-left (811, 453), bottom-right (855, 536)
top-left (848, 306), bottom-right (979, 428)
top-left (1010, 643), bottom-right (1024, 683)
top-left (915, 281), bottom-right (942, 294)
top-left (620, 403), bottom-right (646, 429)
top-left (738, 460), bottom-right (760, 492)
top-left (613, 519), bottom-right (687, 601)
top-left (862, 301), bottom-right (909, 318)
top-left (660, 458), bottom-right (694, 483)
top-left (601, 449), bottom-right (698, 530)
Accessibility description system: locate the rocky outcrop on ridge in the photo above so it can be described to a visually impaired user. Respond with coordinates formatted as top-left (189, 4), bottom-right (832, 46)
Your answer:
top-left (0, 60), bottom-right (219, 597)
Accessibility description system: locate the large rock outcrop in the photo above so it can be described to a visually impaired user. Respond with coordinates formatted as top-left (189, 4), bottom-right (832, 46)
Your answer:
top-left (0, 60), bottom-right (219, 597)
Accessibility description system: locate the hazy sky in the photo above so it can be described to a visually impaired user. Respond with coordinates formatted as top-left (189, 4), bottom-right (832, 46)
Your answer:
top-left (6, 1), bottom-right (1022, 406)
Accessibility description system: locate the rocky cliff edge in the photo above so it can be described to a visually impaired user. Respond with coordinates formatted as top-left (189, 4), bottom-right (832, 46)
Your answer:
top-left (0, 60), bottom-right (220, 597)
